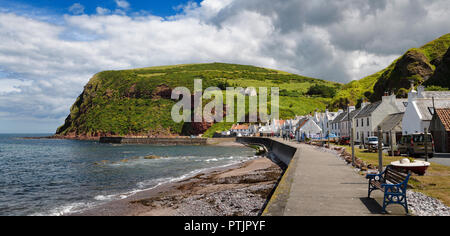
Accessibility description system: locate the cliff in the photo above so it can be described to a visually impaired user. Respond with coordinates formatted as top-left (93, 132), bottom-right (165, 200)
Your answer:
top-left (330, 33), bottom-right (450, 108)
top-left (56, 63), bottom-right (340, 138)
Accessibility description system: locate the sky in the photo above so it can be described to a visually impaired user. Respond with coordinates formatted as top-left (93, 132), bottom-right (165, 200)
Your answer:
top-left (0, 0), bottom-right (450, 133)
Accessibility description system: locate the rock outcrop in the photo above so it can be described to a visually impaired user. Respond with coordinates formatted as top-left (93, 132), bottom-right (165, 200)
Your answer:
top-left (424, 47), bottom-right (450, 88)
top-left (371, 49), bottom-right (434, 101)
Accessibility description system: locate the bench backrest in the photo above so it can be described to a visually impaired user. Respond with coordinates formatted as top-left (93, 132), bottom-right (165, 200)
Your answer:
top-left (384, 167), bottom-right (410, 185)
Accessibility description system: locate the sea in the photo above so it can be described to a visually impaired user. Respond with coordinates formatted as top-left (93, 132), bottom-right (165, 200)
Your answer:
top-left (0, 134), bottom-right (256, 216)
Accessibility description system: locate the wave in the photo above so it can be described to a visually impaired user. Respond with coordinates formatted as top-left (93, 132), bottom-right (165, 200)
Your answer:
top-left (34, 155), bottom-right (259, 216)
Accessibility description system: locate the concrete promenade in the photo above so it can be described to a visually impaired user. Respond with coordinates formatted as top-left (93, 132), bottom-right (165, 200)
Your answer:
top-left (264, 138), bottom-right (407, 216)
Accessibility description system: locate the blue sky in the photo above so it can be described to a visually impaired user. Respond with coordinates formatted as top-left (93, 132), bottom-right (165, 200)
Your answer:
top-left (0, 0), bottom-right (202, 17)
top-left (0, 0), bottom-right (449, 133)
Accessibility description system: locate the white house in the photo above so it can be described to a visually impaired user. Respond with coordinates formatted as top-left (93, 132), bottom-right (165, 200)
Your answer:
top-left (249, 124), bottom-right (260, 135)
top-left (338, 106), bottom-right (358, 139)
top-left (295, 118), bottom-right (322, 140)
top-left (355, 94), bottom-right (406, 144)
top-left (230, 124), bottom-right (250, 136)
top-left (240, 88), bottom-right (257, 97)
top-left (282, 118), bottom-right (300, 136)
top-left (313, 109), bottom-right (341, 137)
top-left (402, 86), bottom-right (450, 135)
top-left (330, 110), bottom-right (346, 137)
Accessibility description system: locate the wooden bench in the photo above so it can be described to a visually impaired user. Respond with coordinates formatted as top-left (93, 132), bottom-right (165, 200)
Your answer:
top-left (366, 165), bottom-right (411, 214)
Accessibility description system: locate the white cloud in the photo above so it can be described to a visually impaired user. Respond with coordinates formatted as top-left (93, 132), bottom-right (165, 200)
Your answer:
top-left (96, 7), bottom-right (111, 15)
top-left (115, 0), bottom-right (130, 9)
top-left (0, 79), bottom-right (32, 94)
top-left (0, 0), bottom-right (450, 132)
top-left (68, 3), bottom-right (85, 15)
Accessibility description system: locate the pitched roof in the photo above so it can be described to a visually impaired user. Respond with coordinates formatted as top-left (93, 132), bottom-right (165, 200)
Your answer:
top-left (296, 117), bottom-right (309, 129)
top-left (231, 124), bottom-right (249, 130)
top-left (414, 99), bottom-right (450, 121)
top-left (434, 108), bottom-right (450, 131)
top-left (421, 91), bottom-right (450, 99)
top-left (379, 113), bottom-right (404, 131)
top-left (348, 108), bottom-right (361, 119)
top-left (330, 111), bottom-right (347, 124)
top-left (327, 112), bottom-right (339, 120)
top-left (355, 101), bottom-right (382, 118)
top-left (395, 99), bottom-right (408, 112)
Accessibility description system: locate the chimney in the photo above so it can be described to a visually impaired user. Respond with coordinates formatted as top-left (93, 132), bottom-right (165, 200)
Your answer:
top-left (408, 82), bottom-right (418, 103)
top-left (417, 85), bottom-right (425, 97)
top-left (361, 101), bottom-right (370, 109)
top-left (382, 91), bottom-right (390, 103)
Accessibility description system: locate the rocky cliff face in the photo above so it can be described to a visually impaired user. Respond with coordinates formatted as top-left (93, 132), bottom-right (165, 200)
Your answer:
top-left (371, 49), bottom-right (435, 100)
top-left (330, 34), bottom-right (450, 108)
top-left (369, 34), bottom-right (450, 101)
top-left (424, 47), bottom-right (450, 88)
top-left (55, 63), bottom-right (339, 139)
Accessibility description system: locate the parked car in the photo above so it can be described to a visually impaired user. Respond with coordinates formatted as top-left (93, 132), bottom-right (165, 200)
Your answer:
top-left (338, 137), bottom-right (350, 145)
top-left (364, 136), bottom-right (383, 152)
top-left (398, 133), bottom-right (434, 158)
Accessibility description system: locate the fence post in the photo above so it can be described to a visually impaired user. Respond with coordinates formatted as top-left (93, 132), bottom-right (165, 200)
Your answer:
top-left (424, 128), bottom-right (428, 162)
top-left (390, 130), bottom-right (394, 157)
top-left (327, 130), bottom-right (330, 148)
top-left (351, 127), bottom-right (355, 166)
top-left (378, 126), bottom-right (383, 173)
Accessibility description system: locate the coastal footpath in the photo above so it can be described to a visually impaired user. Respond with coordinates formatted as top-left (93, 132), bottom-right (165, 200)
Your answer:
top-left (250, 138), bottom-right (448, 216)
top-left (237, 137), bottom-right (410, 215)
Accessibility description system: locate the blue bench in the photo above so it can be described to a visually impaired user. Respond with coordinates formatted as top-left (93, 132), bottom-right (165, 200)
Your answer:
top-left (366, 165), bottom-right (411, 214)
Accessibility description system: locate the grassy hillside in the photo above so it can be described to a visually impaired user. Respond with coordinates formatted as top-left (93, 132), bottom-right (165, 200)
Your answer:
top-left (56, 63), bottom-right (340, 138)
top-left (330, 33), bottom-right (450, 108)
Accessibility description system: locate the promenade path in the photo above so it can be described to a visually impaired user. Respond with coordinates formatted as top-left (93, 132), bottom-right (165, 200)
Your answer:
top-left (265, 138), bottom-right (407, 216)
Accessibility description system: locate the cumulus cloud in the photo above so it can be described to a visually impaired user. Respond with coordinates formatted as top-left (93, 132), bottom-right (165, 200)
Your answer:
top-left (0, 0), bottom-right (450, 132)
top-left (68, 3), bottom-right (85, 15)
top-left (115, 0), bottom-right (130, 9)
top-left (96, 7), bottom-right (111, 15)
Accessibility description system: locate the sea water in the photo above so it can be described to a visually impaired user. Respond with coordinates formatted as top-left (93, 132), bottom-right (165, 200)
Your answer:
top-left (0, 134), bottom-right (255, 216)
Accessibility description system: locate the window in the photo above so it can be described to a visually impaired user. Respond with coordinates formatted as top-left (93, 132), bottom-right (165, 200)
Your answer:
top-left (361, 119), bottom-right (364, 127)
top-left (356, 119), bottom-right (359, 127)
top-left (368, 137), bottom-right (378, 142)
top-left (357, 132), bottom-right (359, 140)
top-left (367, 118), bottom-right (370, 126)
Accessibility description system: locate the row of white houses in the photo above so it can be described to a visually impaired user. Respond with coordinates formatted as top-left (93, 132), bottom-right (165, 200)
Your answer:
top-left (315, 85), bottom-right (450, 146)
top-left (225, 84), bottom-right (450, 146)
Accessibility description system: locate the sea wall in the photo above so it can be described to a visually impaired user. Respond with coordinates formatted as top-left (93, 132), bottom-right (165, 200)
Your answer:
top-left (99, 137), bottom-right (238, 145)
top-left (236, 137), bottom-right (297, 166)
top-left (99, 137), bottom-right (208, 145)
top-left (236, 137), bottom-right (301, 216)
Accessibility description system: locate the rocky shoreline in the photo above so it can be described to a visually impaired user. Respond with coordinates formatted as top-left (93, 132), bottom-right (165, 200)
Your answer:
top-left (71, 157), bottom-right (283, 216)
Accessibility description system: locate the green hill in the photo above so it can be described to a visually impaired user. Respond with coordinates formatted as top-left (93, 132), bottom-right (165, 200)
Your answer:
top-left (330, 33), bottom-right (450, 108)
top-left (56, 63), bottom-right (341, 138)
